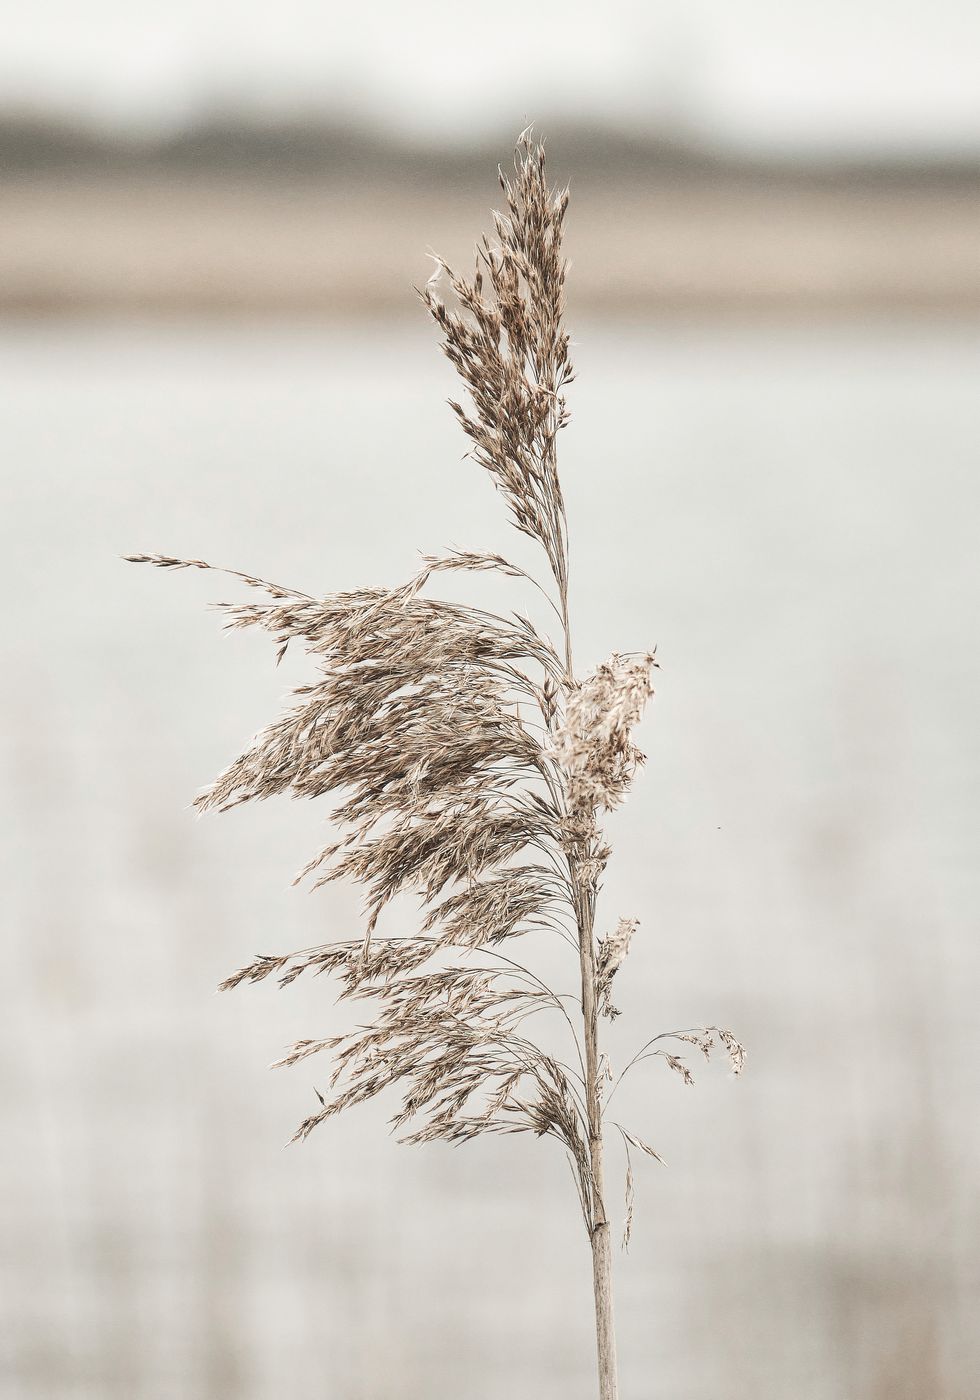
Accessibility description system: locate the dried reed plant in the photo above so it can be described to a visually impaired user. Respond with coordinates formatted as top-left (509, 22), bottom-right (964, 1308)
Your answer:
top-left (128, 130), bottom-right (742, 1400)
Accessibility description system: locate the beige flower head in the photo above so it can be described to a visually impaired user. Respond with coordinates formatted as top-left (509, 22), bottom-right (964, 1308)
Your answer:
top-left (552, 652), bottom-right (657, 818)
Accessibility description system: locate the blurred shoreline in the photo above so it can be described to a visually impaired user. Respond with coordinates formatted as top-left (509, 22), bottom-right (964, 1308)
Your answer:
top-left (2, 119), bottom-right (979, 316)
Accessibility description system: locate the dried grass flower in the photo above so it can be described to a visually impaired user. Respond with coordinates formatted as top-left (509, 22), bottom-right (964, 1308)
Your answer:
top-left (128, 129), bottom-right (742, 1400)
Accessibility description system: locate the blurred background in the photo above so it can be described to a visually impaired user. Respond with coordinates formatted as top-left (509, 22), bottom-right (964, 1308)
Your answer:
top-left (2, 3), bottom-right (978, 1398)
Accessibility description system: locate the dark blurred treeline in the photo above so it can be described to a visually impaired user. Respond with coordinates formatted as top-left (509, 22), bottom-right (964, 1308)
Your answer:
top-left (3, 110), bottom-right (978, 190)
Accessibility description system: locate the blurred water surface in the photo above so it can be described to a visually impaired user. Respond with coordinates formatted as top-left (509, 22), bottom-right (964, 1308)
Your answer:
top-left (1, 318), bottom-right (978, 1400)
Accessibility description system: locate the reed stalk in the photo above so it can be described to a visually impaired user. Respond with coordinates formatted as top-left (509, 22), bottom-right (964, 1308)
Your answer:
top-left (128, 129), bottom-right (742, 1400)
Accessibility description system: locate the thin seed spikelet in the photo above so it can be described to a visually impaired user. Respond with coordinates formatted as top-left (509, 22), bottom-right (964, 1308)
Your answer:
top-left (597, 917), bottom-right (638, 1019)
top-left (128, 131), bottom-right (742, 1400)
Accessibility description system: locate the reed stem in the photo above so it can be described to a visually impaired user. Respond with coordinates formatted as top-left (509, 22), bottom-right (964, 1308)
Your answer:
top-left (574, 858), bottom-right (620, 1398)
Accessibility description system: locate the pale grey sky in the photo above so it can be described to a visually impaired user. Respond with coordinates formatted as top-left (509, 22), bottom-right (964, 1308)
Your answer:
top-left (2, 0), bottom-right (979, 154)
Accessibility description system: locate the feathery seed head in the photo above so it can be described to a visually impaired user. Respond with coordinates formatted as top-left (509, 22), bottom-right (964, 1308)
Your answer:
top-left (128, 133), bottom-right (741, 1263)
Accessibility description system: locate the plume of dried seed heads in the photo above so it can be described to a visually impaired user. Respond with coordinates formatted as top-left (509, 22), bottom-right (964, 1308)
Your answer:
top-left (127, 132), bottom-right (741, 1248)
